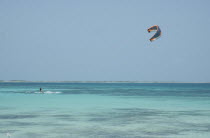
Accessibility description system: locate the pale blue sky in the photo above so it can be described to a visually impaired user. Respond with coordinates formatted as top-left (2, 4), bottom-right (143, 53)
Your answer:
top-left (0, 0), bottom-right (210, 82)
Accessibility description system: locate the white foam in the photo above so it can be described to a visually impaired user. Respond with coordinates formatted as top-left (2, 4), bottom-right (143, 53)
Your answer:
top-left (34, 91), bottom-right (62, 94)
top-left (6, 133), bottom-right (11, 138)
top-left (44, 91), bottom-right (62, 94)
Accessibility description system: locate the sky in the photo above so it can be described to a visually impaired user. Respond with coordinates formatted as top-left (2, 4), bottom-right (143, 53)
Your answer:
top-left (0, 0), bottom-right (210, 82)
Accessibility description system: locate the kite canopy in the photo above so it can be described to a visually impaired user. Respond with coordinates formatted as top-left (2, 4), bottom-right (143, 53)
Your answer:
top-left (147, 25), bottom-right (161, 42)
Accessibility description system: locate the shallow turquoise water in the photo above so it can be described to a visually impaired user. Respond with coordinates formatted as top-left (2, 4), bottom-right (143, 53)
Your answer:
top-left (0, 83), bottom-right (210, 138)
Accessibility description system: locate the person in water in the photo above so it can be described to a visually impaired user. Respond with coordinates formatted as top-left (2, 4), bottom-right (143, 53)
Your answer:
top-left (40, 88), bottom-right (43, 93)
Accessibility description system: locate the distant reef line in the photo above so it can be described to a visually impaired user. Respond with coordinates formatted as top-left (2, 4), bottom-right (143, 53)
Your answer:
top-left (0, 80), bottom-right (210, 83)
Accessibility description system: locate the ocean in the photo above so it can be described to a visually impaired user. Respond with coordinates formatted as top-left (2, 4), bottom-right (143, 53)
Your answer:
top-left (0, 82), bottom-right (210, 138)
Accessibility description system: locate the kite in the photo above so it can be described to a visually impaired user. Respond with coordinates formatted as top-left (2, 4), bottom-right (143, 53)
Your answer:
top-left (147, 25), bottom-right (161, 42)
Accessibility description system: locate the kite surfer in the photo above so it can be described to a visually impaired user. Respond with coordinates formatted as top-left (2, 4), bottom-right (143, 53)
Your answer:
top-left (40, 88), bottom-right (43, 93)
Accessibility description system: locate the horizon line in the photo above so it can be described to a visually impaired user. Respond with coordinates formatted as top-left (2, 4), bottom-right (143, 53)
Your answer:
top-left (0, 80), bottom-right (210, 83)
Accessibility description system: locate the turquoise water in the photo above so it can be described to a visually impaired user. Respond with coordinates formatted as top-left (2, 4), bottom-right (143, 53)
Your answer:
top-left (0, 83), bottom-right (210, 138)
